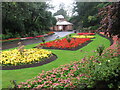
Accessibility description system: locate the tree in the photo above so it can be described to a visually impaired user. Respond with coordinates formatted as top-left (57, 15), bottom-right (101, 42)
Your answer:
top-left (98, 2), bottom-right (120, 38)
top-left (2, 2), bottom-right (56, 39)
top-left (53, 3), bottom-right (68, 20)
top-left (70, 2), bottom-right (111, 30)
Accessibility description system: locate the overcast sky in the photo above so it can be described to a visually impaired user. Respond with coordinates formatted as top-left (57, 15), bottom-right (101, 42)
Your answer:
top-left (47, 0), bottom-right (75, 16)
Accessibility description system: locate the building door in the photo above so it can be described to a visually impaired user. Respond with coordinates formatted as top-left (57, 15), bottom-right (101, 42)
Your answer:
top-left (63, 25), bottom-right (67, 31)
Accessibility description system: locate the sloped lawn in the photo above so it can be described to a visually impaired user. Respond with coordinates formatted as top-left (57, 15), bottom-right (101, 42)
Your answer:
top-left (1, 34), bottom-right (111, 88)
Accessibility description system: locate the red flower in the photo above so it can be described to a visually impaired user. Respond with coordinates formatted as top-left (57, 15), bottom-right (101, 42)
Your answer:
top-left (36, 35), bottom-right (44, 38)
top-left (77, 33), bottom-right (95, 35)
top-left (40, 38), bottom-right (90, 49)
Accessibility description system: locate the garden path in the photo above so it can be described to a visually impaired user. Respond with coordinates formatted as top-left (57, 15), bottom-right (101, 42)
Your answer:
top-left (2, 31), bottom-right (74, 50)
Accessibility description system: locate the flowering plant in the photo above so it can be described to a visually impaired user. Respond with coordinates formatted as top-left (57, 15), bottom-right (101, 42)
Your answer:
top-left (35, 35), bottom-right (44, 38)
top-left (1, 49), bottom-right (52, 66)
top-left (1, 37), bottom-right (20, 42)
top-left (25, 37), bottom-right (34, 39)
top-left (77, 33), bottom-right (95, 35)
top-left (17, 54), bottom-right (120, 89)
top-left (40, 38), bottom-right (90, 49)
top-left (72, 35), bottom-right (95, 38)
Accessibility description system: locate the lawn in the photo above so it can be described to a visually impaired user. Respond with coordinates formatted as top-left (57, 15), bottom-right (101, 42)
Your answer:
top-left (1, 34), bottom-right (111, 88)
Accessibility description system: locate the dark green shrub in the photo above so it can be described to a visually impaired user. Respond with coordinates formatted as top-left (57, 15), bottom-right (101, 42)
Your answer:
top-left (96, 45), bottom-right (105, 56)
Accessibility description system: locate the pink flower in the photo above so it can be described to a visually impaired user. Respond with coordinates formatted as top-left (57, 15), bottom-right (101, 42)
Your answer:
top-left (38, 79), bottom-right (42, 82)
top-left (79, 74), bottom-right (85, 77)
top-left (17, 85), bottom-right (22, 88)
top-left (64, 84), bottom-right (69, 87)
top-left (48, 81), bottom-right (52, 84)
top-left (52, 83), bottom-right (60, 86)
top-left (63, 68), bottom-right (69, 70)
top-left (27, 84), bottom-right (31, 88)
top-left (76, 76), bottom-right (80, 80)
top-left (36, 84), bottom-right (44, 89)
top-left (51, 74), bottom-right (56, 77)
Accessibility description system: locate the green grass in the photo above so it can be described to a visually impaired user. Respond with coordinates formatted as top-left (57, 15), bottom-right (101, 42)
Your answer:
top-left (1, 34), bottom-right (111, 88)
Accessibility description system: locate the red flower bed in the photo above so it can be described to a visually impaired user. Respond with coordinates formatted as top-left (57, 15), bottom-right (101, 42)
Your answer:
top-left (1, 37), bottom-right (20, 42)
top-left (25, 37), bottom-right (35, 39)
top-left (77, 33), bottom-right (95, 35)
top-left (47, 32), bottom-right (54, 35)
top-left (35, 35), bottom-right (44, 38)
top-left (40, 38), bottom-right (90, 49)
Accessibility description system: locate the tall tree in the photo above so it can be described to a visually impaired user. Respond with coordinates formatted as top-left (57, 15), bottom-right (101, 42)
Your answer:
top-left (70, 2), bottom-right (111, 30)
top-left (98, 2), bottom-right (120, 38)
top-left (53, 3), bottom-right (68, 20)
top-left (2, 2), bottom-right (56, 38)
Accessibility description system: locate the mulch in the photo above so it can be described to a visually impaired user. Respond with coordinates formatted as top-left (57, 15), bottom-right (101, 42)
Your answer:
top-left (40, 40), bottom-right (93, 51)
top-left (1, 53), bottom-right (57, 70)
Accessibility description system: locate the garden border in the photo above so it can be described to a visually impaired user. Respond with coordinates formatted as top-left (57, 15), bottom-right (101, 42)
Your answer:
top-left (1, 53), bottom-right (57, 70)
top-left (41, 40), bottom-right (93, 51)
top-left (97, 33), bottom-right (114, 46)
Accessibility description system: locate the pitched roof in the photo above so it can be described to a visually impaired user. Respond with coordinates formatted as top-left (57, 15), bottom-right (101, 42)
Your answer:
top-left (56, 20), bottom-right (73, 25)
top-left (55, 15), bottom-right (64, 19)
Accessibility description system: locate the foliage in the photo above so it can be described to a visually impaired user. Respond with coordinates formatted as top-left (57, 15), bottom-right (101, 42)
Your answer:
top-left (2, 2), bottom-right (56, 39)
top-left (97, 2), bottom-right (120, 37)
top-left (88, 25), bottom-right (100, 30)
top-left (1, 48), bottom-right (52, 66)
top-left (2, 34), bottom-right (111, 88)
top-left (66, 35), bottom-right (72, 43)
top-left (53, 3), bottom-right (69, 20)
top-left (96, 45), bottom-right (105, 56)
top-left (16, 49), bottom-right (120, 89)
top-left (70, 2), bottom-right (111, 30)
top-left (41, 37), bottom-right (45, 43)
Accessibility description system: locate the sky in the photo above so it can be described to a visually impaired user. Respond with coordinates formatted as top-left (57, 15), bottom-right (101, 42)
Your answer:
top-left (47, 0), bottom-right (75, 17)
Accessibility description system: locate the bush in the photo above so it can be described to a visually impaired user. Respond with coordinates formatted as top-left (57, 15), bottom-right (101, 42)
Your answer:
top-left (16, 48), bottom-right (120, 89)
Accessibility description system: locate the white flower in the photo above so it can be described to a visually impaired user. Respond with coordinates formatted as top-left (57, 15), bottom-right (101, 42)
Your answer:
top-left (107, 60), bottom-right (110, 62)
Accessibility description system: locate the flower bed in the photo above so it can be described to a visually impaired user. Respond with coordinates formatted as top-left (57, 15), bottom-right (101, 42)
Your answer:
top-left (1, 32), bottom-right (55, 42)
top-left (72, 35), bottom-right (95, 38)
top-left (17, 52), bottom-right (120, 89)
top-left (77, 33), bottom-right (95, 35)
top-left (39, 38), bottom-right (92, 50)
top-left (1, 49), bottom-right (52, 66)
top-left (25, 37), bottom-right (35, 39)
top-left (17, 60), bottom-right (91, 88)
top-left (35, 35), bottom-right (44, 38)
top-left (0, 37), bottom-right (20, 42)
top-left (47, 32), bottom-right (54, 35)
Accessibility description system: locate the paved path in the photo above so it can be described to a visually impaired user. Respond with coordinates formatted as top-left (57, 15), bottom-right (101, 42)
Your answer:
top-left (2, 31), bottom-right (74, 50)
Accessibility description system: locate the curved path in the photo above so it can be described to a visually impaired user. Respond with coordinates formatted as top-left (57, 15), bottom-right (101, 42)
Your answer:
top-left (2, 31), bottom-right (74, 50)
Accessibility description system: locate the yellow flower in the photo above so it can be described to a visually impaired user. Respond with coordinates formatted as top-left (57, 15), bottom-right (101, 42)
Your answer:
top-left (1, 48), bottom-right (52, 66)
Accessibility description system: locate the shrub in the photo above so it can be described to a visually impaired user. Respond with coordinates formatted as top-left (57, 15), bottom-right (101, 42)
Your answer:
top-left (96, 45), bottom-right (105, 56)
top-left (16, 48), bottom-right (120, 89)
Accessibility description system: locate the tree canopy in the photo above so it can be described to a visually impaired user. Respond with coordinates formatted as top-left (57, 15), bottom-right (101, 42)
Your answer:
top-left (98, 2), bottom-right (120, 37)
top-left (2, 2), bottom-right (56, 39)
top-left (69, 2), bottom-right (111, 30)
